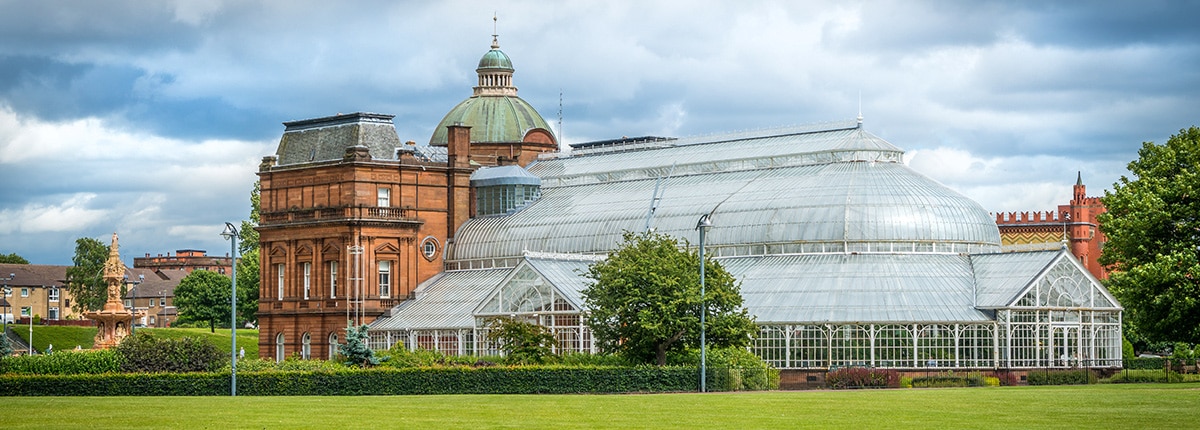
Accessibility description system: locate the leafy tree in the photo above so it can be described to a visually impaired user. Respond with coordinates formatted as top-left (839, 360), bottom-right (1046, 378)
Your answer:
top-left (236, 247), bottom-right (260, 325)
top-left (234, 181), bottom-right (260, 325)
top-left (583, 231), bottom-right (757, 366)
top-left (1099, 126), bottom-right (1200, 344)
top-left (174, 270), bottom-right (233, 333)
top-left (339, 324), bottom-right (380, 367)
top-left (0, 252), bottom-right (29, 264)
top-left (486, 317), bottom-right (558, 365)
top-left (64, 237), bottom-right (109, 313)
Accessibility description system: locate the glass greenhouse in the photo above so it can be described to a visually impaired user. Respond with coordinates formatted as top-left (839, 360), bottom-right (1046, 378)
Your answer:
top-left (369, 120), bottom-right (1123, 369)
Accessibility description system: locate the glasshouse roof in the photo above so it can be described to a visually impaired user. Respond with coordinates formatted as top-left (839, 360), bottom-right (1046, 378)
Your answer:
top-left (451, 123), bottom-right (1000, 261)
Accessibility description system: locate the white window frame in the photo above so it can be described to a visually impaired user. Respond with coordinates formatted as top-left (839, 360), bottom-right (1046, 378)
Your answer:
top-left (49, 287), bottom-right (60, 302)
top-left (377, 187), bottom-right (390, 207)
top-left (21, 288), bottom-right (29, 297)
top-left (276, 263), bottom-right (285, 299)
top-left (303, 262), bottom-right (312, 300)
top-left (275, 333), bottom-right (286, 362)
top-left (301, 332), bottom-right (312, 360)
top-left (328, 333), bottom-right (339, 360)
top-left (160, 298), bottom-right (166, 306)
top-left (20, 306), bottom-right (30, 317)
top-left (378, 260), bottom-right (392, 298)
top-left (329, 261), bottom-right (338, 299)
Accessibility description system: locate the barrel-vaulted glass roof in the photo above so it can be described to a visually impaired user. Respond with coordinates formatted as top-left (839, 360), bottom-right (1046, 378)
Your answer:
top-left (451, 123), bottom-right (1001, 261)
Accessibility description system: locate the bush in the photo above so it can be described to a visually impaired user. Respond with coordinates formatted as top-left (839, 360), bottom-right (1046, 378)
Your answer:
top-left (705, 347), bottom-right (779, 391)
top-left (1026, 369), bottom-right (1095, 385)
top-left (1105, 369), bottom-right (1183, 383)
top-left (826, 367), bottom-right (899, 389)
top-left (0, 349), bottom-right (122, 375)
top-left (485, 317), bottom-right (558, 365)
top-left (0, 366), bottom-right (701, 396)
top-left (1126, 357), bottom-right (1166, 370)
top-left (115, 332), bottom-right (226, 373)
top-left (995, 372), bottom-right (1020, 386)
top-left (911, 372), bottom-right (984, 388)
top-left (559, 352), bottom-right (634, 367)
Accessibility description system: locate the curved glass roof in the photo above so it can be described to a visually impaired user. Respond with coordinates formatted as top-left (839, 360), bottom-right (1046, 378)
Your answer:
top-left (451, 124), bottom-right (1000, 261)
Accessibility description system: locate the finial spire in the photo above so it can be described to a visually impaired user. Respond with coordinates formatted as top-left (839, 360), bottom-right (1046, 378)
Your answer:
top-left (856, 91), bottom-right (863, 128)
top-left (492, 12), bottom-right (499, 49)
top-left (1076, 171), bottom-right (1082, 186)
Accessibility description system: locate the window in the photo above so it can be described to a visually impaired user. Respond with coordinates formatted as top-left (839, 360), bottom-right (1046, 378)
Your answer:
top-left (275, 333), bottom-right (286, 362)
top-left (378, 260), bottom-right (392, 298)
top-left (301, 332), bottom-right (312, 360)
top-left (160, 298), bottom-right (166, 306)
top-left (276, 264), bottom-right (285, 299)
top-left (20, 306), bottom-right (30, 317)
top-left (21, 288), bottom-right (29, 297)
top-left (421, 237), bottom-right (439, 261)
top-left (124, 299), bottom-right (132, 308)
top-left (49, 287), bottom-right (59, 302)
top-left (377, 187), bottom-right (390, 207)
top-left (148, 299), bottom-right (155, 307)
top-left (329, 261), bottom-right (338, 298)
top-left (149, 316), bottom-right (156, 325)
top-left (328, 333), bottom-right (340, 360)
top-left (303, 262), bottom-right (312, 299)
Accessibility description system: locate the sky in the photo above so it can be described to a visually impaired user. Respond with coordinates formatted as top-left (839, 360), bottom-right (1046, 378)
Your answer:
top-left (0, 0), bottom-right (1197, 265)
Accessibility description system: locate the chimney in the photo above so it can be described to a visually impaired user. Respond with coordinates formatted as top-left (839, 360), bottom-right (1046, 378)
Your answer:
top-left (447, 123), bottom-right (471, 169)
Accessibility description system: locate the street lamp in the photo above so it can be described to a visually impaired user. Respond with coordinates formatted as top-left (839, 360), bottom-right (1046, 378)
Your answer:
top-left (220, 222), bottom-right (239, 397)
top-left (696, 213), bottom-right (713, 393)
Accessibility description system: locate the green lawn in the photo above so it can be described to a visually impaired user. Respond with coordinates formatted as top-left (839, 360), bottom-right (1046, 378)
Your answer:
top-left (8, 326), bottom-right (258, 357)
top-left (0, 384), bottom-right (1196, 429)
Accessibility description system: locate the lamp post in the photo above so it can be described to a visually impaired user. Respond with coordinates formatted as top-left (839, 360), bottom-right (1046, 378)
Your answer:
top-left (696, 214), bottom-right (713, 393)
top-left (221, 222), bottom-right (239, 397)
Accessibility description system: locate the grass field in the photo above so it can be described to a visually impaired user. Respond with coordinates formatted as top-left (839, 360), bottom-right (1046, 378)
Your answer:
top-left (0, 383), bottom-right (1196, 429)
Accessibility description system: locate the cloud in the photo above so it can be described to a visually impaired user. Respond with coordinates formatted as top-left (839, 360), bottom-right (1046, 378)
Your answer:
top-left (0, 193), bottom-right (108, 234)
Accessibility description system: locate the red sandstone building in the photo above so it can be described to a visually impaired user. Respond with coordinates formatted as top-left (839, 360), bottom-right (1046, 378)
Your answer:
top-left (995, 173), bottom-right (1108, 280)
top-left (255, 34), bottom-right (558, 360)
top-left (133, 249), bottom-right (233, 276)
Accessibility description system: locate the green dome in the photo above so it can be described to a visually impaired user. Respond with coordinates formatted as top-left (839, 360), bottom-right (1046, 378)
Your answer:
top-left (477, 49), bottom-right (513, 71)
top-left (429, 95), bottom-right (553, 145)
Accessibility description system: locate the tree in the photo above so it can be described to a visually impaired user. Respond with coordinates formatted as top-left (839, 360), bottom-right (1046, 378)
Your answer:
top-left (0, 252), bottom-right (29, 264)
top-left (235, 181), bottom-right (260, 326)
top-left (64, 237), bottom-right (109, 313)
top-left (339, 324), bottom-right (380, 367)
top-left (174, 270), bottom-right (233, 333)
top-left (582, 231), bottom-right (757, 366)
top-left (485, 317), bottom-right (558, 365)
top-left (1099, 126), bottom-right (1200, 344)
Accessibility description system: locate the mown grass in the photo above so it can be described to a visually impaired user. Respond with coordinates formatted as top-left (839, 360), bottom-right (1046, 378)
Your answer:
top-left (0, 383), bottom-right (1196, 429)
top-left (10, 326), bottom-right (258, 357)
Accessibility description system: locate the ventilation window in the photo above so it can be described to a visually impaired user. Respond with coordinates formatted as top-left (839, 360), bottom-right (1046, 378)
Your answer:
top-left (421, 237), bottom-right (439, 262)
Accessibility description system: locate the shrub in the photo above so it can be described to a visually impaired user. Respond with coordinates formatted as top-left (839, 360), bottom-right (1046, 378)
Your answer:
top-left (705, 347), bottom-right (779, 391)
top-left (911, 372), bottom-right (984, 388)
top-left (485, 317), bottom-right (558, 365)
top-left (982, 376), bottom-right (1001, 387)
top-left (559, 352), bottom-right (634, 367)
top-left (1026, 369), bottom-right (1095, 385)
top-left (1105, 369), bottom-right (1183, 383)
top-left (994, 371), bottom-right (1020, 386)
top-left (826, 367), bottom-right (899, 389)
top-left (115, 332), bottom-right (225, 373)
top-left (0, 349), bottom-right (122, 375)
top-left (1126, 357), bottom-right (1166, 370)
top-left (0, 366), bottom-right (701, 396)
top-left (338, 324), bottom-right (379, 367)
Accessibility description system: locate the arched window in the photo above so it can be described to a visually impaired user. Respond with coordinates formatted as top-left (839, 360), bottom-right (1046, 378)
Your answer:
top-left (328, 332), bottom-right (340, 360)
top-left (275, 333), bottom-right (285, 362)
top-left (301, 332), bottom-right (312, 359)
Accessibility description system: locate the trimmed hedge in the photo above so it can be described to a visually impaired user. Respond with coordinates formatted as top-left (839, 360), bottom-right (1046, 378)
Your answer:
top-left (911, 374), bottom-right (985, 388)
top-left (1026, 369), bottom-right (1096, 385)
top-left (826, 367), bottom-right (899, 389)
top-left (0, 366), bottom-right (700, 396)
top-left (0, 349), bottom-right (121, 375)
top-left (1105, 369), bottom-right (1183, 384)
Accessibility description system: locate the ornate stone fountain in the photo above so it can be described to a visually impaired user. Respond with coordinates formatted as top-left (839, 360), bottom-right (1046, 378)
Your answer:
top-left (84, 233), bottom-right (144, 349)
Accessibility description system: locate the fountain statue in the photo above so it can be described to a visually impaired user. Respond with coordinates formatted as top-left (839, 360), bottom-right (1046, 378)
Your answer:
top-left (84, 233), bottom-right (144, 349)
